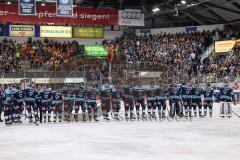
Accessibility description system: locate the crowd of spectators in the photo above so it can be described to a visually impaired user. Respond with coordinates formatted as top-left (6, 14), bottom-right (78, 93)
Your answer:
top-left (20, 39), bottom-right (83, 70)
top-left (52, 27), bottom-right (240, 84)
top-left (110, 29), bottom-right (227, 82)
top-left (0, 26), bottom-right (239, 85)
top-left (201, 41), bottom-right (240, 82)
top-left (0, 39), bottom-right (20, 72)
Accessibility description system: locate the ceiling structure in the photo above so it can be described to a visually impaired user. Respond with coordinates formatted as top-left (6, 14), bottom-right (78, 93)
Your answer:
top-left (1, 0), bottom-right (240, 28)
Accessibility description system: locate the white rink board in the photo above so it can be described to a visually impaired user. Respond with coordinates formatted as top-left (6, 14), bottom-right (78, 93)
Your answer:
top-left (0, 103), bottom-right (240, 160)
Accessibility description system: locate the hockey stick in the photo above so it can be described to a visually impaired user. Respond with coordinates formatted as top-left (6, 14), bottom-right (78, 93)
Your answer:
top-left (24, 114), bottom-right (39, 126)
top-left (232, 110), bottom-right (240, 118)
top-left (110, 110), bottom-right (124, 121)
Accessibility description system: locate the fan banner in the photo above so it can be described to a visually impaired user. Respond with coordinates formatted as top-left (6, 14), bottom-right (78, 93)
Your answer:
top-left (118, 9), bottom-right (144, 26)
top-left (0, 3), bottom-right (118, 25)
top-left (18, 0), bottom-right (36, 15)
top-left (56, 0), bottom-right (73, 17)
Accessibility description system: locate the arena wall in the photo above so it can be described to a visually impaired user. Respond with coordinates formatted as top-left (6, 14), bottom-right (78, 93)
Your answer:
top-left (136, 24), bottom-right (224, 35)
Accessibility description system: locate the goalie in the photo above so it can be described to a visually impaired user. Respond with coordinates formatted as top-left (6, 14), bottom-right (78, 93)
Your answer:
top-left (219, 81), bottom-right (235, 118)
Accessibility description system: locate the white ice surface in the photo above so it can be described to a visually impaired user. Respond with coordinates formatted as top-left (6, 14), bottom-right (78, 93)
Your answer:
top-left (0, 103), bottom-right (240, 160)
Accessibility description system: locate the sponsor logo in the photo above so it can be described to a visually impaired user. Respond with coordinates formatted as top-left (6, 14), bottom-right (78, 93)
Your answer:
top-left (22, 0), bottom-right (31, 3)
top-left (59, 0), bottom-right (70, 5)
top-left (121, 10), bottom-right (142, 19)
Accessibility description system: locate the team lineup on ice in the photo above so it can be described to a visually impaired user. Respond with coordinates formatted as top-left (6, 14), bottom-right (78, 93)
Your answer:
top-left (0, 81), bottom-right (239, 125)
top-left (0, 77), bottom-right (240, 160)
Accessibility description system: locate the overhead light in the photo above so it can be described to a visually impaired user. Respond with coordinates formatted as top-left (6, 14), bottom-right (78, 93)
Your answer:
top-left (7, 1), bottom-right (11, 5)
top-left (181, 0), bottom-right (187, 5)
top-left (191, 3), bottom-right (196, 6)
top-left (152, 7), bottom-right (160, 13)
top-left (41, 3), bottom-right (45, 6)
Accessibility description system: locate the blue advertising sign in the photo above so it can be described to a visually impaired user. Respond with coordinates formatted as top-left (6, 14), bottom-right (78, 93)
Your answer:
top-left (140, 29), bottom-right (151, 33)
top-left (18, 0), bottom-right (36, 16)
top-left (56, 0), bottom-right (73, 17)
top-left (185, 26), bottom-right (197, 33)
top-left (0, 24), bottom-right (4, 36)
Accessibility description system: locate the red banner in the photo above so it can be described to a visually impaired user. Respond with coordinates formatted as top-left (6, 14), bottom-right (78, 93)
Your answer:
top-left (0, 4), bottom-right (118, 25)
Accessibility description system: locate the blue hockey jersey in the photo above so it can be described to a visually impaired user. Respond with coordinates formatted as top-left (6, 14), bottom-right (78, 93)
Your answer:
top-left (203, 87), bottom-right (214, 101)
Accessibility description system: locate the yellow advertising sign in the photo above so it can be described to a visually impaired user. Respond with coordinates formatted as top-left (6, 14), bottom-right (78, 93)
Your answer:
top-left (40, 26), bottom-right (72, 38)
top-left (215, 39), bottom-right (240, 53)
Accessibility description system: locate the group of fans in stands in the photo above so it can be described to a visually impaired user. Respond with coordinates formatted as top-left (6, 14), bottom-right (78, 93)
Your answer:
top-left (0, 39), bottom-right (19, 72)
top-left (201, 41), bottom-right (240, 81)
top-left (0, 28), bottom-right (239, 80)
top-left (20, 39), bottom-right (83, 70)
top-left (0, 79), bottom-right (236, 125)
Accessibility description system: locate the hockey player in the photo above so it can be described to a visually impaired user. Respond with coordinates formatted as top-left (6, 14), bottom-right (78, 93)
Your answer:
top-left (86, 88), bottom-right (99, 121)
top-left (133, 82), bottom-right (147, 120)
top-left (3, 85), bottom-right (16, 125)
top-left (0, 87), bottom-right (4, 122)
top-left (111, 84), bottom-right (122, 120)
top-left (100, 82), bottom-right (112, 120)
top-left (25, 84), bottom-right (39, 122)
top-left (13, 87), bottom-right (25, 123)
top-left (202, 83), bottom-right (214, 117)
top-left (169, 83), bottom-right (183, 118)
top-left (219, 81), bottom-right (235, 118)
top-left (63, 89), bottom-right (74, 122)
top-left (146, 82), bottom-right (157, 120)
top-left (155, 85), bottom-right (167, 119)
top-left (192, 84), bottom-right (203, 117)
top-left (74, 87), bottom-right (87, 121)
top-left (181, 82), bottom-right (193, 118)
top-left (121, 83), bottom-right (135, 120)
top-left (39, 87), bottom-right (52, 122)
top-left (52, 89), bottom-right (63, 122)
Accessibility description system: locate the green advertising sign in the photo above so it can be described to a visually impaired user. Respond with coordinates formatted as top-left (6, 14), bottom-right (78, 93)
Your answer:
top-left (73, 27), bottom-right (104, 38)
top-left (84, 44), bottom-right (107, 57)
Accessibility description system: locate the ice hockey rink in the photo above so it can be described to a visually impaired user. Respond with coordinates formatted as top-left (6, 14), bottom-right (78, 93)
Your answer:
top-left (0, 103), bottom-right (240, 160)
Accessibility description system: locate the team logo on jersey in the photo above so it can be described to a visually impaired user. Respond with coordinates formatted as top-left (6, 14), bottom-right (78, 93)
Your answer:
top-left (206, 93), bottom-right (209, 96)
top-left (19, 94), bottom-right (22, 98)
top-left (22, 0), bottom-right (31, 2)
top-left (195, 91), bottom-right (199, 94)
top-left (29, 92), bottom-right (33, 96)
top-left (44, 95), bottom-right (48, 99)
top-left (55, 95), bottom-right (59, 99)
top-left (186, 91), bottom-right (189, 94)
top-left (174, 90), bottom-right (177, 94)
